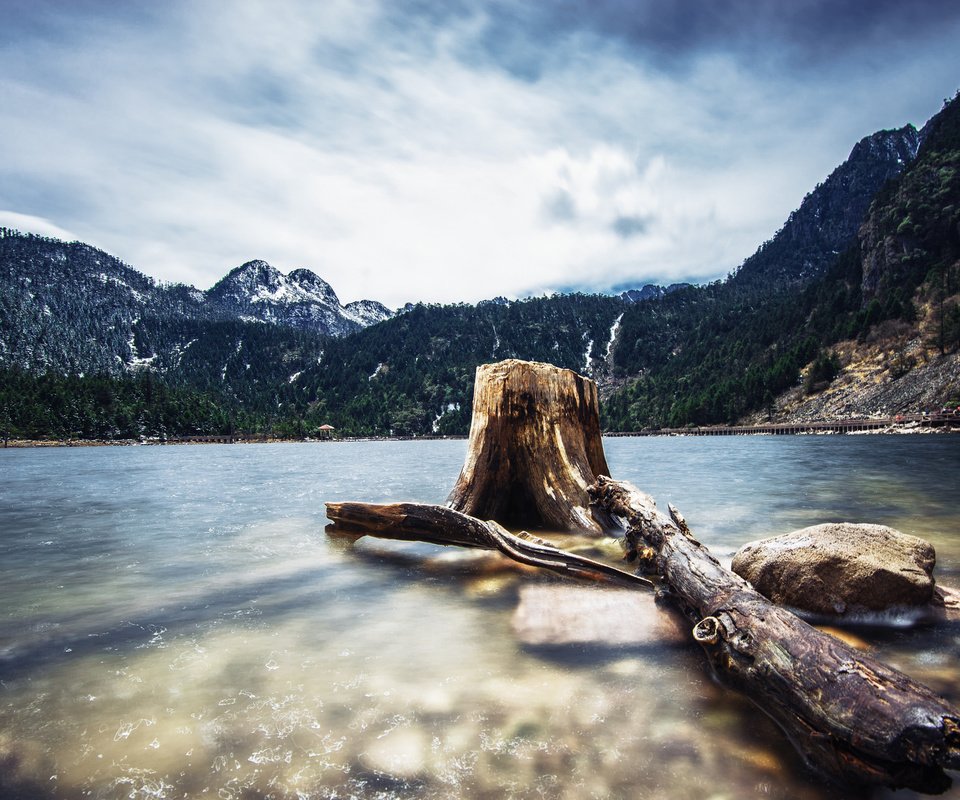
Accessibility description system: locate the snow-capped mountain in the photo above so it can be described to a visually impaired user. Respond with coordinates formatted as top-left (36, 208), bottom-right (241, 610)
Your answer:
top-left (206, 260), bottom-right (392, 336)
top-left (342, 298), bottom-right (396, 327)
top-left (0, 231), bottom-right (393, 376)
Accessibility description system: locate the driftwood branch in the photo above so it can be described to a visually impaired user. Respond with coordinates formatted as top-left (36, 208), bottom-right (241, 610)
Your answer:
top-left (325, 501), bottom-right (652, 589)
top-left (589, 475), bottom-right (960, 793)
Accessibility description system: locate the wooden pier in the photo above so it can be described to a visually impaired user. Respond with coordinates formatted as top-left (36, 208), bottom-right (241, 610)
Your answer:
top-left (606, 413), bottom-right (959, 437)
top-left (169, 433), bottom-right (266, 444)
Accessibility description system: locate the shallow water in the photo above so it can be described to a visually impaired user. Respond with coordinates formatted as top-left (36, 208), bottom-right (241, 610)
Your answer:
top-left (0, 436), bottom-right (958, 799)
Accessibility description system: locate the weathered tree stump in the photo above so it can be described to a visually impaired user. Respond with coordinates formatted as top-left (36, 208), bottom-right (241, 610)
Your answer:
top-left (446, 359), bottom-right (614, 534)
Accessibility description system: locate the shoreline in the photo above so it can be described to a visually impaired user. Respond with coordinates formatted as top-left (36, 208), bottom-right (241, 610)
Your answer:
top-left (3, 423), bottom-right (957, 449)
top-left (0, 434), bottom-right (470, 449)
top-left (606, 415), bottom-right (959, 437)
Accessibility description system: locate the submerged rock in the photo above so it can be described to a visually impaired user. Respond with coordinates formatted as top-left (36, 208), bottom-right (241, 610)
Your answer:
top-left (512, 585), bottom-right (688, 646)
top-left (731, 523), bottom-right (936, 616)
top-left (933, 585), bottom-right (960, 622)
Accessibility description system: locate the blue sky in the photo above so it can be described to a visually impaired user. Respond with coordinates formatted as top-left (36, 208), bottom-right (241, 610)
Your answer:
top-left (1, 0), bottom-right (959, 308)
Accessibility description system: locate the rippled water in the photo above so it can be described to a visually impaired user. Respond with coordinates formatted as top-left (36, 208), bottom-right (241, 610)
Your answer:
top-left (0, 436), bottom-right (958, 799)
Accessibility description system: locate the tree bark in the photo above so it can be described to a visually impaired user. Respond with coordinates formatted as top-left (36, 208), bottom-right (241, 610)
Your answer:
top-left (446, 359), bottom-right (615, 534)
top-left (325, 500), bottom-right (651, 589)
top-left (588, 475), bottom-right (960, 793)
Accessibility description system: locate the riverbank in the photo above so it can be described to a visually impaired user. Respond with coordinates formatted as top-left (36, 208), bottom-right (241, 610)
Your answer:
top-left (2, 437), bottom-right (275, 448)
top-left (3, 415), bottom-right (958, 448)
top-left (742, 343), bottom-right (960, 427)
top-left (608, 414), bottom-right (959, 437)
top-left (1, 434), bottom-right (470, 448)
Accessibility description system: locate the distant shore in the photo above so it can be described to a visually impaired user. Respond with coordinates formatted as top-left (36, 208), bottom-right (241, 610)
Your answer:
top-left (608, 414), bottom-right (959, 437)
top-left (0, 434), bottom-right (470, 448)
top-left (3, 416), bottom-right (958, 449)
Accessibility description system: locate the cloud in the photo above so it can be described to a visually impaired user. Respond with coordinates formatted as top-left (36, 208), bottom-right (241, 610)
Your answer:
top-left (0, 211), bottom-right (77, 242)
top-left (542, 190), bottom-right (578, 223)
top-left (441, 0), bottom-right (960, 79)
top-left (612, 216), bottom-right (649, 238)
top-left (0, 1), bottom-right (959, 307)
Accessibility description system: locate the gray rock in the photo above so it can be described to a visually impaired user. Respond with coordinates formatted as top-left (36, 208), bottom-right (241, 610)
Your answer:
top-left (731, 523), bottom-right (936, 615)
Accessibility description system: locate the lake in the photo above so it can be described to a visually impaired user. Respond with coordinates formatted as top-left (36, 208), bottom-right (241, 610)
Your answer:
top-left (1, 436), bottom-right (958, 799)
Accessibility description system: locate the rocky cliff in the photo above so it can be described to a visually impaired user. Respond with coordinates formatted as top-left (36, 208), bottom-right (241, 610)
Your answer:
top-left (859, 95), bottom-right (960, 302)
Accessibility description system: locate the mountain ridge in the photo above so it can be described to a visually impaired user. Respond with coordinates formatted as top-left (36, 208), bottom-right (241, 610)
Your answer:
top-left (731, 124), bottom-right (921, 289)
top-left (205, 258), bottom-right (393, 336)
top-left (2, 93), bottom-right (958, 440)
top-left (605, 95), bottom-right (960, 430)
top-left (0, 229), bottom-right (392, 377)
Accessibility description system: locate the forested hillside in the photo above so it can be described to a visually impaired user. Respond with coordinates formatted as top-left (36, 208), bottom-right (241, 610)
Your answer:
top-left (0, 367), bottom-right (236, 441)
top-left (604, 93), bottom-right (960, 429)
top-left (293, 295), bottom-right (627, 436)
top-left (858, 95), bottom-right (960, 353)
top-left (601, 249), bottom-right (877, 428)
top-left (0, 228), bottom-right (387, 377)
top-left (2, 95), bottom-right (958, 441)
top-left (0, 315), bottom-right (329, 439)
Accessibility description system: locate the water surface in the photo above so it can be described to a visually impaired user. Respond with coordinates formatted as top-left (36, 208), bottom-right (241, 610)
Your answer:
top-left (1, 436), bottom-right (958, 799)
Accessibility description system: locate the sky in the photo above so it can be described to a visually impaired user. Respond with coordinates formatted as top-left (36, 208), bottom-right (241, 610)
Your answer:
top-left (1, 1), bottom-right (959, 308)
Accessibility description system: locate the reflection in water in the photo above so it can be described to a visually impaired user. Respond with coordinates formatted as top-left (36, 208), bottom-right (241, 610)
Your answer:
top-left (0, 437), bottom-right (958, 799)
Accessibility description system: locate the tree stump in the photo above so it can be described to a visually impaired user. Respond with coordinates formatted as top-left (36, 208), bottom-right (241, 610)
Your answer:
top-left (446, 359), bottom-right (615, 534)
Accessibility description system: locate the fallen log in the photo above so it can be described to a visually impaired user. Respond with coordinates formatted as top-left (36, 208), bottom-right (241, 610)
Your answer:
top-left (326, 491), bottom-right (960, 791)
top-left (589, 475), bottom-right (960, 793)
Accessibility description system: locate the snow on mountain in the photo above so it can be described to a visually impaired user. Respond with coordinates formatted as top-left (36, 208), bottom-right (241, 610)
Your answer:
top-left (287, 268), bottom-right (341, 306)
top-left (0, 230), bottom-right (394, 378)
top-left (342, 299), bottom-right (394, 327)
top-left (206, 260), bottom-right (392, 336)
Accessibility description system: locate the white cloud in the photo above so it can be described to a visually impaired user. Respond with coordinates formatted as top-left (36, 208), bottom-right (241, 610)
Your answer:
top-left (1, 1), bottom-right (959, 308)
top-left (0, 211), bottom-right (77, 242)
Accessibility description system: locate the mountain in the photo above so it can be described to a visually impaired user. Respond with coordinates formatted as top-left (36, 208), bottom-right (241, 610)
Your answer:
top-left (206, 260), bottom-right (392, 336)
top-left (3, 94), bottom-right (958, 441)
top-left (604, 94), bottom-right (960, 430)
top-left (0, 230), bottom-right (397, 438)
top-left (731, 125), bottom-right (921, 289)
top-left (763, 95), bottom-right (960, 421)
top-left (0, 230), bottom-right (390, 378)
top-left (858, 104), bottom-right (960, 304)
top-left (0, 233), bottom-right (170, 375)
top-left (605, 122), bottom-right (926, 404)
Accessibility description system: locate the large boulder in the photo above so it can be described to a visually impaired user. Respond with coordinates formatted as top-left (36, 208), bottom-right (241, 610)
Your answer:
top-left (731, 523), bottom-right (936, 616)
